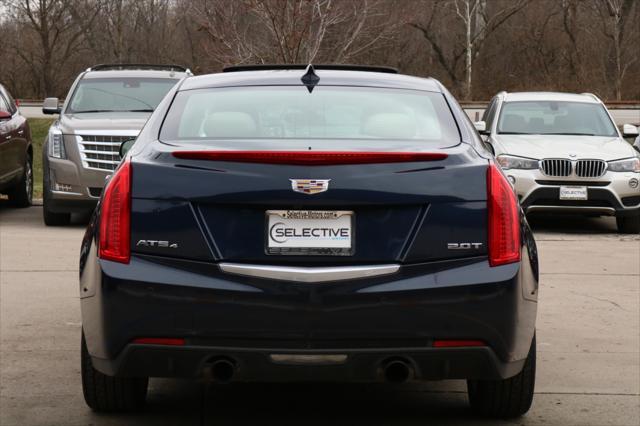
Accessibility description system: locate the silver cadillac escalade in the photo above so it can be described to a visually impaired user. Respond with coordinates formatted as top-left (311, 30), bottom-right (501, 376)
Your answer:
top-left (42, 64), bottom-right (190, 225)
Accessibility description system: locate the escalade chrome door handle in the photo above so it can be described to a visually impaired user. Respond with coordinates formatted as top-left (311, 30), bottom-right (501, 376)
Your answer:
top-left (17, 130), bottom-right (24, 135)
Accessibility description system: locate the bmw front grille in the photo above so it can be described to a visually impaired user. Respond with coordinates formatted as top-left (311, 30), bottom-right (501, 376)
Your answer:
top-left (575, 159), bottom-right (606, 178)
top-left (540, 158), bottom-right (607, 178)
top-left (540, 159), bottom-right (572, 177)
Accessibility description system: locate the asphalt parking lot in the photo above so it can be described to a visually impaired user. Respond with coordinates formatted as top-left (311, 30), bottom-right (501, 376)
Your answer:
top-left (1, 205), bottom-right (638, 426)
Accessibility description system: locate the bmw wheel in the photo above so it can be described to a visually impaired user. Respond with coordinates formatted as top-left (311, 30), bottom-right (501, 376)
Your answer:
top-left (616, 213), bottom-right (640, 234)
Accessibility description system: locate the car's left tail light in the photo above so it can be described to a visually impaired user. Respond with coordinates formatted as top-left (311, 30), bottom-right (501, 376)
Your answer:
top-left (99, 160), bottom-right (131, 263)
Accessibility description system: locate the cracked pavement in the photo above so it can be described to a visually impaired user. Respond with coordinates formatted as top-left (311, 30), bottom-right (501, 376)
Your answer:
top-left (1, 206), bottom-right (638, 425)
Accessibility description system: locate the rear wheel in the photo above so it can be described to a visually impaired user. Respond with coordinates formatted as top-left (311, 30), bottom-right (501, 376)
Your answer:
top-left (7, 155), bottom-right (32, 208)
top-left (467, 335), bottom-right (536, 418)
top-left (81, 333), bottom-right (148, 412)
top-left (616, 213), bottom-right (640, 234)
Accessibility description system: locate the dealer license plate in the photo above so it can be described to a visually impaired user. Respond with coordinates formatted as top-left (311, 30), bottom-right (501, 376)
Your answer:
top-left (266, 210), bottom-right (354, 256)
top-left (559, 186), bottom-right (588, 200)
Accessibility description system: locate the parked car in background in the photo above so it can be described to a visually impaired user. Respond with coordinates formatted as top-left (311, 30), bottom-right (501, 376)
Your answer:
top-left (80, 65), bottom-right (539, 418)
top-left (475, 92), bottom-right (640, 233)
top-left (0, 83), bottom-right (32, 207)
top-left (42, 64), bottom-right (190, 225)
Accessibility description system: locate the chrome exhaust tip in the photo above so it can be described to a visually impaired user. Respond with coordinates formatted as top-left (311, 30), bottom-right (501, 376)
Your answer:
top-left (210, 358), bottom-right (236, 383)
top-left (382, 359), bottom-right (413, 384)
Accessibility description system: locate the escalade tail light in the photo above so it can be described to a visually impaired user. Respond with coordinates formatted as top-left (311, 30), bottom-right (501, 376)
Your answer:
top-left (487, 164), bottom-right (520, 267)
top-left (99, 159), bottom-right (131, 263)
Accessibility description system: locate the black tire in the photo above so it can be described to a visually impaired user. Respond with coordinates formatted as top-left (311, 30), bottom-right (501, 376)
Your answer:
top-left (42, 162), bottom-right (71, 226)
top-left (81, 333), bottom-right (148, 412)
top-left (43, 200), bottom-right (71, 226)
top-left (7, 155), bottom-right (33, 208)
top-left (467, 335), bottom-right (536, 419)
top-left (616, 214), bottom-right (640, 234)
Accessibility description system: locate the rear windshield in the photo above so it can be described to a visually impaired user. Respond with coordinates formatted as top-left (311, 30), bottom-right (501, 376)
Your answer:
top-left (66, 78), bottom-right (179, 113)
top-left (497, 101), bottom-right (617, 136)
top-left (160, 86), bottom-right (460, 144)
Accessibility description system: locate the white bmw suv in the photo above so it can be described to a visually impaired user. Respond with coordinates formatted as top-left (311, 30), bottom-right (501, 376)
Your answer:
top-left (475, 92), bottom-right (640, 233)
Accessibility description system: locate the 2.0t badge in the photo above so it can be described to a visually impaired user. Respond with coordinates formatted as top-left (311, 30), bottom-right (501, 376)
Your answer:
top-left (290, 179), bottom-right (330, 195)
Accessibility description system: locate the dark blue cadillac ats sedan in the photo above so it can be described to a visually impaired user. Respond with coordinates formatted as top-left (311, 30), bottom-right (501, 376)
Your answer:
top-left (79, 65), bottom-right (539, 418)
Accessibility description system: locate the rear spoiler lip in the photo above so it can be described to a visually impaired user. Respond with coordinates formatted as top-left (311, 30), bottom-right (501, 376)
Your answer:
top-left (171, 150), bottom-right (448, 165)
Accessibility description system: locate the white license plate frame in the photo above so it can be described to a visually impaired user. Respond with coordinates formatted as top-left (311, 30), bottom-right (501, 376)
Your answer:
top-left (265, 210), bottom-right (354, 256)
top-left (559, 186), bottom-right (588, 201)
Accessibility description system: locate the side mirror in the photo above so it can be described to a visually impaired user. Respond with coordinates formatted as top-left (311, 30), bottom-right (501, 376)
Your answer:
top-left (474, 120), bottom-right (490, 135)
top-left (119, 138), bottom-right (136, 158)
top-left (0, 110), bottom-right (11, 121)
top-left (622, 124), bottom-right (639, 138)
top-left (43, 97), bottom-right (61, 115)
top-left (633, 136), bottom-right (640, 153)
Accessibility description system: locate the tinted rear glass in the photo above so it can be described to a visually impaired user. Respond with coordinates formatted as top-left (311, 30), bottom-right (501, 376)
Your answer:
top-left (497, 101), bottom-right (617, 136)
top-left (160, 86), bottom-right (460, 145)
top-left (67, 78), bottom-right (179, 113)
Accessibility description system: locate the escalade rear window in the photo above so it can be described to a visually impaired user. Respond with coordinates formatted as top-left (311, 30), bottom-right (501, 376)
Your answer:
top-left (160, 86), bottom-right (460, 145)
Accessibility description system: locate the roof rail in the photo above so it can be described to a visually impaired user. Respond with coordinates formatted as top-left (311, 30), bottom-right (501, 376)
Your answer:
top-left (222, 64), bottom-right (398, 74)
top-left (87, 64), bottom-right (191, 73)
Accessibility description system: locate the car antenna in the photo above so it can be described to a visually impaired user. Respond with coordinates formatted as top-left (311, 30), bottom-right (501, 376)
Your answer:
top-left (301, 64), bottom-right (320, 93)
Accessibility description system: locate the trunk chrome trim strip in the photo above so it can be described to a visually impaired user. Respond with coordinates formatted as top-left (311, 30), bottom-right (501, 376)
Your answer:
top-left (218, 263), bottom-right (400, 283)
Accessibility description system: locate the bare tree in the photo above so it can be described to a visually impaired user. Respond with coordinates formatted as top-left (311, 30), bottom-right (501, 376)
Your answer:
top-left (7, 0), bottom-right (100, 96)
top-left (191, 0), bottom-right (401, 66)
top-left (1, 0), bottom-right (639, 101)
top-left (593, 0), bottom-right (638, 100)
top-left (410, 0), bottom-right (528, 99)
top-left (64, 0), bottom-right (104, 58)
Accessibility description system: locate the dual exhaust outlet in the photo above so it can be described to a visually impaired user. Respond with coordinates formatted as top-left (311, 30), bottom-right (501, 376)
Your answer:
top-left (380, 358), bottom-right (414, 384)
top-left (209, 358), bottom-right (236, 383)
top-left (207, 356), bottom-right (415, 384)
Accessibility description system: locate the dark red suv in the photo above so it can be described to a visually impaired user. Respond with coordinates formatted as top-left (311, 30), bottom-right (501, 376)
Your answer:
top-left (0, 84), bottom-right (32, 207)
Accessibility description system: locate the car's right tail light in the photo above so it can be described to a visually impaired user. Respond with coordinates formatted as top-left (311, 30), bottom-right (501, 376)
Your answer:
top-left (99, 159), bottom-right (131, 263)
top-left (487, 164), bottom-right (520, 267)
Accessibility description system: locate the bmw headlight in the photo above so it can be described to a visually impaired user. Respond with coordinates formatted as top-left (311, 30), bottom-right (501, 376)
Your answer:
top-left (496, 155), bottom-right (538, 170)
top-left (608, 157), bottom-right (640, 172)
top-left (48, 127), bottom-right (66, 159)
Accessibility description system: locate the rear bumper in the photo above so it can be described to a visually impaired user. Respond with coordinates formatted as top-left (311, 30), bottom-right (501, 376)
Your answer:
top-left (80, 246), bottom-right (538, 382)
top-left (92, 343), bottom-right (525, 382)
